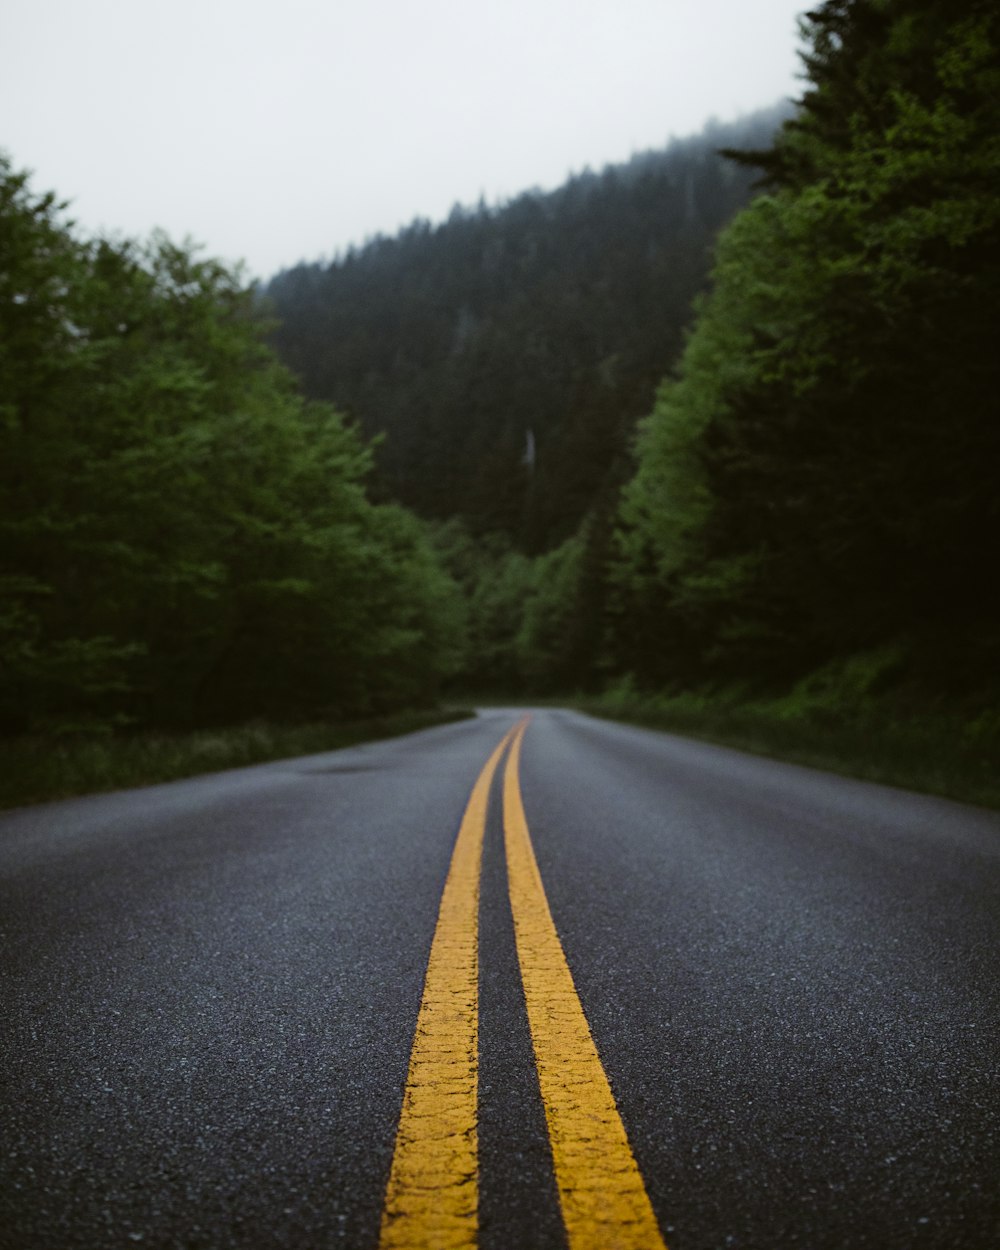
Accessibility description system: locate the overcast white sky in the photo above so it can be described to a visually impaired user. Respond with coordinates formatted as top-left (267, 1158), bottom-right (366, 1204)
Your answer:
top-left (2, 0), bottom-right (807, 280)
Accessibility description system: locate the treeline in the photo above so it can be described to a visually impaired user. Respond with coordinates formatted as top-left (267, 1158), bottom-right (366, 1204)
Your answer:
top-left (265, 108), bottom-right (787, 552)
top-left (0, 159), bottom-right (463, 735)
top-left (611, 0), bottom-right (1000, 711)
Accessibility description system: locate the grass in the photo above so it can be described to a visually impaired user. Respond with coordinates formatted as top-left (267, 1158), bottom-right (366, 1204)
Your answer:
top-left (8, 682), bottom-right (994, 814)
top-left (0, 707), bottom-right (474, 811)
top-left (570, 682), bottom-right (1000, 810)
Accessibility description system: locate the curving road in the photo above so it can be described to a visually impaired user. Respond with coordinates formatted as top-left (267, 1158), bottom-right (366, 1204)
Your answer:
top-left (1, 708), bottom-right (998, 1249)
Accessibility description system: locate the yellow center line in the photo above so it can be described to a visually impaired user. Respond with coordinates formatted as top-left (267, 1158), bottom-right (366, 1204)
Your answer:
top-left (503, 717), bottom-right (668, 1250)
top-left (379, 720), bottom-right (522, 1250)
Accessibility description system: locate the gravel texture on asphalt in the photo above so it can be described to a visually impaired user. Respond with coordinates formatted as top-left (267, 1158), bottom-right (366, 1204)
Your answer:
top-left (2, 708), bottom-right (998, 1249)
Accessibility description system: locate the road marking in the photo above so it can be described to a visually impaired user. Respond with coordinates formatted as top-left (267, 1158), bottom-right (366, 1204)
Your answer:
top-left (378, 722), bottom-right (520, 1250)
top-left (503, 718), bottom-right (668, 1250)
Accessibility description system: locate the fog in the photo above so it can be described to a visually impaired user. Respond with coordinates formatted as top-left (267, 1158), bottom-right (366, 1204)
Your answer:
top-left (2, 0), bottom-right (806, 277)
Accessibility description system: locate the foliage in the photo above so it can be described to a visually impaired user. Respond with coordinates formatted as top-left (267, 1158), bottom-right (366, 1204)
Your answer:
top-left (612, 0), bottom-right (1000, 706)
top-left (578, 679), bottom-right (1000, 809)
top-left (0, 708), bottom-right (473, 811)
top-left (430, 520), bottom-right (590, 694)
top-left (0, 156), bottom-right (464, 734)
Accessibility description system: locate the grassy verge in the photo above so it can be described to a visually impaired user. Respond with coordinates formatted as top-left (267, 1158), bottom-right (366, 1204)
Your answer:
top-left (570, 684), bottom-right (1000, 811)
top-left (0, 707), bottom-right (474, 811)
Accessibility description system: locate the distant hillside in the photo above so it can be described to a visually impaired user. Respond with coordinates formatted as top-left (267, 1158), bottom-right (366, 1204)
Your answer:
top-left (265, 106), bottom-right (790, 552)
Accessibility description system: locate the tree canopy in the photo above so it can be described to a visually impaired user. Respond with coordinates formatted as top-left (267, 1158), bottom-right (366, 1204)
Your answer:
top-left (0, 156), bottom-right (463, 734)
top-left (613, 0), bottom-right (1000, 700)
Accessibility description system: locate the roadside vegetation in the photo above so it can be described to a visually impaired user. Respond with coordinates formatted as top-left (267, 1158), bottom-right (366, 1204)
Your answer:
top-left (458, 681), bottom-right (999, 810)
top-left (0, 162), bottom-right (465, 741)
top-left (577, 680), bottom-right (1000, 810)
top-left (0, 157), bottom-right (473, 806)
top-left (607, 0), bottom-right (999, 721)
top-left (0, 708), bottom-right (472, 811)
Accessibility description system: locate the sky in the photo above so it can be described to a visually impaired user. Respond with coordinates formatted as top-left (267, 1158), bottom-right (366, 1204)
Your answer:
top-left (2, 0), bottom-right (808, 280)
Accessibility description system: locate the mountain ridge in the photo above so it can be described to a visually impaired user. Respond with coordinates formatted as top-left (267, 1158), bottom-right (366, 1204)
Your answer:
top-left (264, 104), bottom-right (791, 553)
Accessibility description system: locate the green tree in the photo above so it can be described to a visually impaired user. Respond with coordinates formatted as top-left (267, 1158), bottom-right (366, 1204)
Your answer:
top-left (0, 156), bottom-right (464, 733)
top-left (612, 0), bottom-right (1000, 696)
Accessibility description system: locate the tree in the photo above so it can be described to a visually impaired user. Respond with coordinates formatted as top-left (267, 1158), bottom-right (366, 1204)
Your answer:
top-left (0, 156), bottom-right (464, 733)
top-left (612, 0), bottom-right (1000, 695)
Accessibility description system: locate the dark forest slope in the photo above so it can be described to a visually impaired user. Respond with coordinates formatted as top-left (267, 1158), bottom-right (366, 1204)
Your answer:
top-left (265, 107), bottom-right (788, 552)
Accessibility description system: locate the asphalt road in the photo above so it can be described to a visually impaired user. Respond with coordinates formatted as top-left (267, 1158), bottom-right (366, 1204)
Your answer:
top-left (2, 708), bottom-right (998, 1249)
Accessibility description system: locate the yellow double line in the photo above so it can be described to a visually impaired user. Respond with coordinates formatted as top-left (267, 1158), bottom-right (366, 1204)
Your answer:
top-left (379, 717), bottom-right (667, 1250)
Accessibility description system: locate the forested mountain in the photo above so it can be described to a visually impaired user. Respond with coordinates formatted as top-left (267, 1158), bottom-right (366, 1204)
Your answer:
top-left (265, 108), bottom-right (788, 553)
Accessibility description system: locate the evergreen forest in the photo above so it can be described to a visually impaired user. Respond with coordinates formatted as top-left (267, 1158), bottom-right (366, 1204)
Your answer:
top-left (3, 0), bottom-right (998, 800)
top-left (266, 106), bottom-right (786, 552)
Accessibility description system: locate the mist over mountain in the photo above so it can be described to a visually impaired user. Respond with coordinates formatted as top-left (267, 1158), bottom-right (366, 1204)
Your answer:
top-left (265, 106), bottom-right (789, 553)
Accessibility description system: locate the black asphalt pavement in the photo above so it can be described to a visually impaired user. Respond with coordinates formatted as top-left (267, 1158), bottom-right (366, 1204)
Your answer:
top-left (2, 708), bottom-right (998, 1248)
